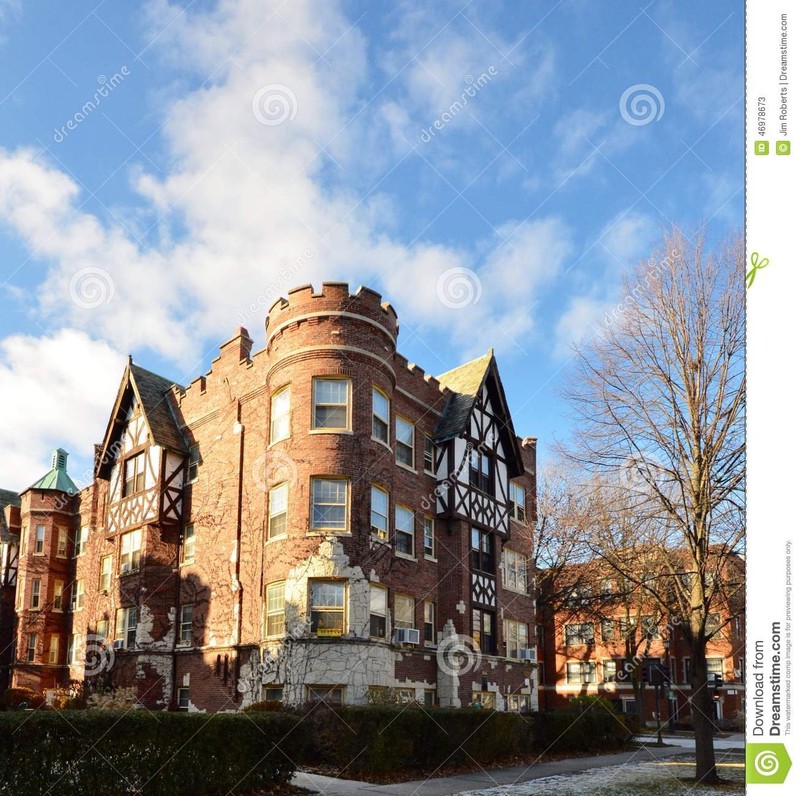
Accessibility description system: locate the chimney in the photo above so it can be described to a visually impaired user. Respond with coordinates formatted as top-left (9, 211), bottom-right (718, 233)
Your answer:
top-left (52, 448), bottom-right (69, 471)
top-left (219, 327), bottom-right (254, 364)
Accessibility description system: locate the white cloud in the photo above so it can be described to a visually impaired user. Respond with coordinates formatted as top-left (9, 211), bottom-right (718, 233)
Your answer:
top-left (0, 329), bottom-right (124, 490)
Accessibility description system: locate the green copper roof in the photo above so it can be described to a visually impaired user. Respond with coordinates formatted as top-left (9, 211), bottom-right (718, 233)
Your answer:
top-left (28, 449), bottom-right (78, 494)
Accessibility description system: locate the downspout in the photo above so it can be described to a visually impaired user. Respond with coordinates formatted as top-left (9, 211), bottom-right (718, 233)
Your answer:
top-left (234, 401), bottom-right (245, 700)
top-left (170, 452), bottom-right (188, 711)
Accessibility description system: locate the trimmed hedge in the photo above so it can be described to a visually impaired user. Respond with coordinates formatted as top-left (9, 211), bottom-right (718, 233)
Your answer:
top-left (0, 710), bottom-right (307, 796)
top-left (301, 705), bottom-right (637, 776)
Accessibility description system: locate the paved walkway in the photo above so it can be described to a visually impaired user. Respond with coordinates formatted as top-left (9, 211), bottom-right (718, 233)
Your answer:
top-left (292, 743), bottom-right (697, 796)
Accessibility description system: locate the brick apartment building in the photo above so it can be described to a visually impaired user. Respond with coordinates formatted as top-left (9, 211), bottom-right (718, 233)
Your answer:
top-left (539, 555), bottom-right (745, 727)
top-left (0, 283), bottom-right (541, 712)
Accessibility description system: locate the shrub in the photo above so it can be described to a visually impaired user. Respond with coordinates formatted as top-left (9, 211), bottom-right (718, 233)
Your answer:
top-left (0, 710), bottom-right (307, 796)
top-left (0, 687), bottom-right (45, 711)
top-left (242, 699), bottom-right (286, 712)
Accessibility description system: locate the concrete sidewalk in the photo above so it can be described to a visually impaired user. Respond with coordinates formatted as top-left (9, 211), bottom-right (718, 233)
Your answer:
top-left (292, 744), bottom-right (696, 796)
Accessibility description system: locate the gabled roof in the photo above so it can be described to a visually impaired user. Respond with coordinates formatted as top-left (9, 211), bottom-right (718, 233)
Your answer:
top-left (27, 449), bottom-right (78, 494)
top-left (96, 359), bottom-right (188, 479)
top-left (434, 350), bottom-right (524, 478)
top-left (0, 488), bottom-right (20, 542)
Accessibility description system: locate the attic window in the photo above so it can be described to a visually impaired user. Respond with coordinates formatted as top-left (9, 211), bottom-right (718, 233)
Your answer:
top-left (469, 450), bottom-right (493, 495)
top-left (123, 453), bottom-right (146, 497)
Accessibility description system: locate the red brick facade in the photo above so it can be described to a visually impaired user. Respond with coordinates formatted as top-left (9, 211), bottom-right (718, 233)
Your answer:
top-left (0, 283), bottom-right (540, 712)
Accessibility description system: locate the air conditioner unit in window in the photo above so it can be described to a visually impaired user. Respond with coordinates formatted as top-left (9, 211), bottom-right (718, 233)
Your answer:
top-left (112, 640), bottom-right (125, 651)
top-left (395, 628), bottom-right (420, 645)
top-left (518, 647), bottom-right (538, 661)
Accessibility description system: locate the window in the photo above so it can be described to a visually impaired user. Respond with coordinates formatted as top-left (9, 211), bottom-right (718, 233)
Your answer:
top-left (30, 579), bottom-right (41, 609)
top-left (683, 657), bottom-right (692, 684)
top-left (394, 506), bottom-right (414, 556)
top-left (706, 613), bottom-right (723, 640)
top-left (115, 606), bottom-right (137, 649)
top-left (312, 378), bottom-right (350, 430)
top-left (469, 449), bottom-right (493, 494)
top-left (311, 478), bottom-right (348, 531)
top-left (502, 549), bottom-right (527, 593)
top-left (57, 529), bottom-right (68, 558)
top-left (123, 452), bottom-right (146, 496)
top-left (120, 529), bottom-right (142, 573)
top-left (15, 577), bottom-right (24, 609)
top-left (262, 686), bottom-right (284, 702)
top-left (601, 618), bottom-right (616, 642)
top-left (372, 388), bottom-right (389, 443)
top-left (424, 437), bottom-right (436, 474)
top-left (370, 486), bottom-right (389, 540)
top-left (504, 620), bottom-right (528, 658)
top-left (34, 525), bottom-right (45, 554)
top-left (507, 694), bottom-right (529, 712)
top-left (181, 524), bottom-right (196, 565)
top-left (53, 580), bottom-right (64, 611)
top-left (268, 483), bottom-right (288, 540)
top-left (395, 417), bottom-right (415, 468)
top-left (602, 659), bottom-right (617, 682)
top-left (424, 689), bottom-right (436, 707)
top-left (510, 482), bottom-right (526, 522)
top-left (310, 581), bottom-right (345, 636)
top-left (188, 445), bottom-right (200, 482)
top-left (424, 601), bottom-right (436, 645)
top-left (565, 623), bottom-right (594, 646)
top-left (307, 686), bottom-right (344, 705)
top-left (641, 616), bottom-right (659, 640)
top-left (26, 633), bottom-right (36, 662)
top-left (395, 594), bottom-right (415, 630)
top-left (471, 691), bottom-right (495, 709)
top-left (74, 526), bottom-right (88, 557)
top-left (67, 634), bottom-right (78, 664)
top-left (471, 528), bottom-right (494, 573)
top-left (70, 580), bottom-right (84, 612)
top-left (270, 387), bottom-right (291, 443)
top-left (423, 516), bottom-right (435, 558)
top-left (265, 582), bottom-right (285, 637)
top-left (369, 585), bottom-right (387, 638)
top-left (179, 604), bottom-right (193, 645)
top-left (96, 620), bottom-right (109, 641)
top-left (100, 556), bottom-right (113, 592)
top-left (48, 634), bottom-right (60, 664)
top-left (472, 608), bottom-right (496, 654)
top-left (566, 661), bottom-right (597, 684)
top-left (177, 688), bottom-right (190, 711)
top-left (706, 658), bottom-right (724, 683)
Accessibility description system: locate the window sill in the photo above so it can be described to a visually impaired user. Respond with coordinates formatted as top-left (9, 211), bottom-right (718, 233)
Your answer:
top-left (119, 569), bottom-right (141, 577)
top-left (395, 551), bottom-right (417, 562)
top-left (501, 584), bottom-right (528, 596)
top-left (309, 429), bottom-right (353, 435)
top-left (370, 535), bottom-right (389, 545)
top-left (179, 560), bottom-right (196, 568)
top-left (371, 437), bottom-right (392, 451)
top-left (268, 436), bottom-right (291, 448)
top-left (423, 469), bottom-right (436, 477)
top-left (395, 462), bottom-right (418, 475)
top-left (307, 531), bottom-right (351, 537)
top-left (509, 517), bottom-right (527, 527)
top-left (265, 534), bottom-right (288, 545)
top-left (424, 554), bottom-right (437, 563)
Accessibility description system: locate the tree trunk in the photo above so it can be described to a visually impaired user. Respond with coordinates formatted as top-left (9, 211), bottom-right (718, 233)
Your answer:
top-left (690, 648), bottom-right (719, 783)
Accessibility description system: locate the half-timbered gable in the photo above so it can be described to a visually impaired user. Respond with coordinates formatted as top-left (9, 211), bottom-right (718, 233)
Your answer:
top-left (96, 362), bottom-right (189, 535)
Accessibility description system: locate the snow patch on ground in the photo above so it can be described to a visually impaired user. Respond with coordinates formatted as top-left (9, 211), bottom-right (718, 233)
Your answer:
top-left (461, 757), bottom-right (745, 795)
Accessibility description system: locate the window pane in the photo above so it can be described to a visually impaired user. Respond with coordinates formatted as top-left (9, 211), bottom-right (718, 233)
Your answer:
top-left (370, 585), bottom-right (387, 614)
top-left (396, 506), bottom-right (413, 532)
top-left (316, 379), bottom-right (347, 404)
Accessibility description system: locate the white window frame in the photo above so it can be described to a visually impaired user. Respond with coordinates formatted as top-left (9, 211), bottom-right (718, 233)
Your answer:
top-left (566, 661), bottom-right (597, 685)
top-left (48, 634), bottom-right (60, 664)
top-left (56, 529), bottom-right (68, 558)
top-left (394, 593), bottom-right (415, 631)
top-left (30, 578), bottom-right (41, 609)
top-left (372, 387), bottom-right (390, 445)
top-left (34, 524), bottom-right (45, 555)
top-left (177, 687), bottom-right (190, 711)
top-left (268, 482), bottom-right (289, 540)
top-left (424, 601), bottom-right (436, 646)
top-left (510, 481), bottom-right (526, 522)
top-left (100, 555), bottom-right (113, 592)
top-left (120, 529), bottom-right (142, 574)
top-left (67, 634), bottom-right (78, 665)
top-left (395, 417), bottom-right (415, 469)
top-left (53, 580), bottom-right (64, 612)
top-left (70, 580), bottom-right (84, 612)
top-left (370, 485), bottom-right (389, 541)
top-left (123, 452), bottom-right (146, 497)
top-left (502, 549), bottom-right (527, 593)
top-left (602, 659), bottom-right (617, 682)
top-left (270, 387), bottom-right (291, 443)
top-left (311, 477), bottom-right (349, 532)
top-left (565, 623), bottom-right (594, 646)
top-left (309, 580), bottom-right (346, 637)
top-left (74, 526), bottom-right (89, 558)
top-left (311, 377), bottom-right (351, 431)
top-left (504, 619), bottom-right (528, 659)
top-left (369, 584), bottom-right (388, 639)
top-left (423, 516), bottom-right (435, 559)
top-left (26, 632), bottom-right (36, 662)
top-left (179, 604), bottom-right (193, 645)
top-left (265, 581), bottom-right (286, 638)
top-left (115, 606), bottom-right (138, 649)
top-left (394, 505), bottom-right (415, 557)
top-left (424, 437), bottom-right (436, 474)
top-left (188, 445), bottom-right (200, 482)
top-left (181, 524), bottom-right (196, 565)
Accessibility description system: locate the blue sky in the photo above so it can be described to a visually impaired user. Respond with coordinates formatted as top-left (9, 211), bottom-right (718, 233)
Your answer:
top-left (0, 0), bottom-right (743, 490)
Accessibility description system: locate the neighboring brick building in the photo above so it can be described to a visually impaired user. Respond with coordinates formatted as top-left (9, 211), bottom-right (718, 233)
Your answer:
top-left (0, 283), bottom-right (541, 711)
top-left (539, 554), bottom-right (745, 727)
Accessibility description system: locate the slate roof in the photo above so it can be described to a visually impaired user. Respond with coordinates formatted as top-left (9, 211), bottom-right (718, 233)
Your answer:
top-left (434, 350), bottom-right (494, 441)
top-left (130, 364), bottom-right (189, 454)
top-left (0, 488), bottom-right (20, 542)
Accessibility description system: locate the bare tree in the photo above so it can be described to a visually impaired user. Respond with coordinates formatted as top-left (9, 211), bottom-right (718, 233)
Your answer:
top-left (562, 228), bottom-right (745, 783)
